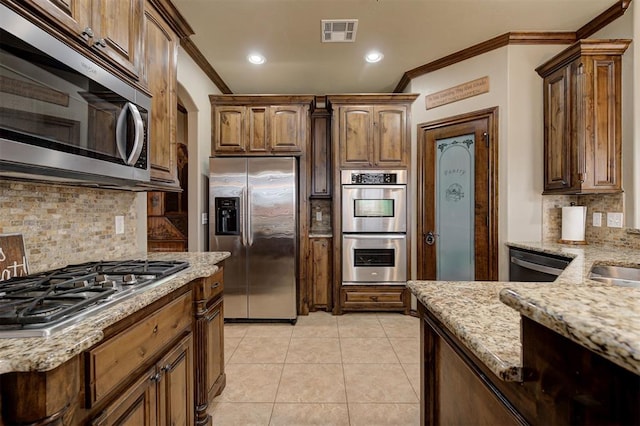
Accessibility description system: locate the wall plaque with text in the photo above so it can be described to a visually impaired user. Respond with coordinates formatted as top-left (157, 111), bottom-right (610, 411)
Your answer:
top-left (0, 234), bottom-right (29, 281)
top-left (425, 76), bottom-right (490, 110)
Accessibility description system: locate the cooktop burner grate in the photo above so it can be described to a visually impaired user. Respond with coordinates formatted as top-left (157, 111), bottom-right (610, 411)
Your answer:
top-left (0, 259), bottom-right (190, 336)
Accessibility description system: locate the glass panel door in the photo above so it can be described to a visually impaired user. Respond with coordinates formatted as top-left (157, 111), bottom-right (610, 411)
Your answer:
top-left (436, 134), bottom-right (475, 280)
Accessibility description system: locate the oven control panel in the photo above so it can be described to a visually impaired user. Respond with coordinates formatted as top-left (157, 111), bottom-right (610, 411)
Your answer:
top-left (342, 170), bottom-right (407, 185)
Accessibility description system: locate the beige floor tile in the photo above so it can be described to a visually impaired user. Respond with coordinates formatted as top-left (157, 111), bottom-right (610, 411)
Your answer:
top-left (389, 337), bottom-right (420, 364)
top-left (343, 364), bottom-right (418, 403)
top-left (275, 364), bottom-right (347, 403)
top-left (224, 337), bottom-right (242, 365)
top-left (295, 311), bottom-right (337, 326)
top-left (209, 402), bottom-right (273, 425)
top-left (224, 323), bottom-right (250, 338)
top-left (348, 403), bottom-right (420, 426)
top-left (337, 315), bottom-right (386, 338)
top-left (270, 403), bottom-right (349, 426)
top-left (228, 337), bottom-right (290, 363)
top-left (244, 323), bottom-right (295, 338)
top-left (215, 363), bottom-right (283, 402)
top-left (286, 338), bottom-right (341, 363)
top-left (340, 338), bottom-right (400, 364)
top-left (402, 363), bottom-right (421, 397)
top-left (378, 314), bottom-right (420, 338)
top-left (291, 324), bottom-right (339, 338)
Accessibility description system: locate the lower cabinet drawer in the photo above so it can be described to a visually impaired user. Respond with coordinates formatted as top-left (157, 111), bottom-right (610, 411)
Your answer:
top-left (341, 287), bottom-right (407, 310)
top-left (86, 291), bottom-right (193, 406)
top-left (193, 267), bottom-right (224, 303)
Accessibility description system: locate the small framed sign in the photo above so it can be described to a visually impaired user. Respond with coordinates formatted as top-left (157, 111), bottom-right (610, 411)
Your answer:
top-left (0, 233), bottom-right (29, 281)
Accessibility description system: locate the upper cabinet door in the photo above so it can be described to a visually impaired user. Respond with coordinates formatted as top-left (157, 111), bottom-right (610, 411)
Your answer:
top-left (21, 0), bottom-right (142, 80)
top-left (339, 106), bottom-right (374, 167)
top-left (270, 105), bottom-right (304, 152)
top-left (21, 0), bottom-right (90, 39)
top-left (214, 106), bottom-right (247, 153)
top-left (374, 106), bottom-right (407, 167)
top-left (543, 65), bottom-right (573, 192)
top-left (90, 0), bottom-right (143, 80)
top-left (144, 2), bottom-right (179, 186)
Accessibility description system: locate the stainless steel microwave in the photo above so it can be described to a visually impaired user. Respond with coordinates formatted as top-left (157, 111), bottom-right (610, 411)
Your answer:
top-left (0, 4), bottom-right (151, 188)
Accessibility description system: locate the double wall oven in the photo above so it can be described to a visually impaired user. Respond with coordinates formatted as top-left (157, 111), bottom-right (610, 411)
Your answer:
top-left (341, 170), bottom-right (407, 285)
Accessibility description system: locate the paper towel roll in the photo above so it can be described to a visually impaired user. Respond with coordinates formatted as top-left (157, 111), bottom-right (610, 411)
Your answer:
top-left (561, 206), bottom-right (587, 242)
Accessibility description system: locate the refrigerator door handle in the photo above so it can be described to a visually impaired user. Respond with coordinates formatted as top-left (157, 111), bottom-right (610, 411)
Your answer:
top-left (247, 186), bottom-right (253, 246)
top-left (241, 187), bottom-right (248, 247)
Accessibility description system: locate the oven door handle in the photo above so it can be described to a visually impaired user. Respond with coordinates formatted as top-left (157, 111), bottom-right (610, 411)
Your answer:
top-left (510, 257), bottom-right (564, 276)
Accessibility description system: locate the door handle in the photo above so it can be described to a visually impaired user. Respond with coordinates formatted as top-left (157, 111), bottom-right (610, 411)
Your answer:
top-left (425, 231), bottom-right (438, 246)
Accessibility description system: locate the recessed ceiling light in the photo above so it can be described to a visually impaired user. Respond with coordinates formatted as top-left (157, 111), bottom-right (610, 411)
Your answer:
top-left (247, 53), bottom-right (266, 65)
top-left (365, 51), bottom-right (384, 63)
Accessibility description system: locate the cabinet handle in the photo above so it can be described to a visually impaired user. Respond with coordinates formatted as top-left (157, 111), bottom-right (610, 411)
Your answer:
top-left (161, 364), bottom-right (173, 373)
top-left (82, 27), bottom-right (94, 39)
top-left (94, 38), bottom-right (107, 48)
top-left (149, 372), bottom-right (161, 382)
top-left (152, 325), bottom-right (158, 334)
top-left (211, 282), bottom-right (221, 290)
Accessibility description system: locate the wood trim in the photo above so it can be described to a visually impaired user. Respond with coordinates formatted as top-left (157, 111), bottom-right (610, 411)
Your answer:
top-left (327, 93), bottom-right (419, 105)
top-left (209, 94), bottom-right (315, 105)
top-left (576, 0), bottom-right (633, 39)
top-left (181, 38), bottom-right (233, 94)
top-left (147, 0), bottom-right (194, 39)
top-left (535, 39), bottom-right (632, 77)
top-left (394, 0), bottom-right (632, 93)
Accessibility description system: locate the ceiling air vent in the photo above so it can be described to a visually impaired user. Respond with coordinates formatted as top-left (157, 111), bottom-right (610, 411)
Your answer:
top-left (321, 19), bottom-right (358, 43)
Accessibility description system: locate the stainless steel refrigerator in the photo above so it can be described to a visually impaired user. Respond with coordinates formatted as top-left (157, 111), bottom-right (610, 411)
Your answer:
top-left (209, 157), bottom-right (297, 321)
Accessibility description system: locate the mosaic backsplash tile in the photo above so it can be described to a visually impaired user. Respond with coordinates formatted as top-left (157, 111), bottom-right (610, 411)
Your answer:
top-left (0, 181), bottom-right (140, 273)
top-left (542, 193), bottom-right (640, 249)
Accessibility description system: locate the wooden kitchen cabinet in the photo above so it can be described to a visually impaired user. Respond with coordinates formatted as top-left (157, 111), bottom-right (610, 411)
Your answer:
top-left (309, 237), bottom-right (333, 311)
top-left (328, 94), bottom-right (418, 169)
top-left (537, 39), bottom-right (630, 194)
top-left (92, 334), bottom-right (193, 426)
top-left (340, 285), bottom-right (410, 313)
top-left (11, 0), bottom-right (143, 81)
top-left (143, 1), bottom-right (180, 188)
top-left (310, 97), bottom-right (332, 197)
top-left (193, 267), bottom-right (225, 425)
top-left (210, 95), bottom-right (314, 156)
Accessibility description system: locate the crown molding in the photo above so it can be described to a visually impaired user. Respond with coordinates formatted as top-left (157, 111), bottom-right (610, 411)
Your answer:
top-left (181, 38), bottom-right (232, 94)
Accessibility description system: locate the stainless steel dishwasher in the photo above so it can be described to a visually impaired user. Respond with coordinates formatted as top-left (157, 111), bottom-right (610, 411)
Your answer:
top-left (509, 247), bottom-right (572, 282)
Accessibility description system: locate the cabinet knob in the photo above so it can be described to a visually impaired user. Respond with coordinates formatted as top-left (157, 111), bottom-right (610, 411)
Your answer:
top-left (150, 372), bottom-right (161, 382)
top-left (94, 38), bottom-right (107, 48)
top-left (152, 325), bottom-right (158, 334)
top-left (211, 282), bottom-right (220, 290)
top-left (82, 27), bottom-right (94, 39)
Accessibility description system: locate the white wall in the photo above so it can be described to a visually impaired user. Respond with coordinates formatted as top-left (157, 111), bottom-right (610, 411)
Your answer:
top-left (407, 44), bottom-right (564, 280)
top-left (177, 47), bottom-right (223, 252)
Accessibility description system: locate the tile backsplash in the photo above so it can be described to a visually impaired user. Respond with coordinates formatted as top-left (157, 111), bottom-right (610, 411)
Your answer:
top-left (542, 193), bottom-right (640, 250)
top-left (0, 180), bottom-right (140, 273)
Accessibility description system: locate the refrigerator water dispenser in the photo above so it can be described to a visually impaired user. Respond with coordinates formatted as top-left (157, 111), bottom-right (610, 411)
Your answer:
top-left (215, 197), bottom-right (240, 235)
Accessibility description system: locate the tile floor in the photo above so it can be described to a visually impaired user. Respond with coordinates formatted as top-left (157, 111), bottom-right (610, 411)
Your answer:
top-left (208, 311), bottom-right (421, 425)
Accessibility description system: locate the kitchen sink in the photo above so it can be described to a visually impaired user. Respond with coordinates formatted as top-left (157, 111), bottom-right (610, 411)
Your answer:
top-left (588, 264), bottom-right (640, 288)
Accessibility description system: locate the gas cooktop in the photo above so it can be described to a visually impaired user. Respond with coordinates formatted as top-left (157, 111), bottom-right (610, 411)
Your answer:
top-left (0, 259), bottom-right (190, 338)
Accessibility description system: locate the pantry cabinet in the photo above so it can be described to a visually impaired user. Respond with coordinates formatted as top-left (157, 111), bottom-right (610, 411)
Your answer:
top-left (328, 94), bottom-right (418, 169)
top-left (211, 95), bottom-right (314, 156)
top-left (309, 237), bottom-right (333, 311)
top-left (536, 39), bottom-right (630, 194)
top-left (12, 0), bottom-right (143, 80)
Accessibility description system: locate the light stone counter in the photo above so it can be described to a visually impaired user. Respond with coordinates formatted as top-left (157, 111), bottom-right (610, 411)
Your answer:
top-left (408, 242), bottom-right (640, 382)
top-left (0, 251), bottom-right (230, 374)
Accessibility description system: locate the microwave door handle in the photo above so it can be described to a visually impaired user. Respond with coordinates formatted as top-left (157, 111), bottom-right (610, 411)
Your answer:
top-left (126, 103), bottom-right (144, 165)
top-left (115, 102), bottom-right (144, 166)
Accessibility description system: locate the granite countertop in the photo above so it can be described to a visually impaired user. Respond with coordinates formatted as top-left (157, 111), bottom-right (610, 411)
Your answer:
top-left (0, 251), bottom-right (230, 374)
top-left (407, 242), bottom-right (640, 382)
